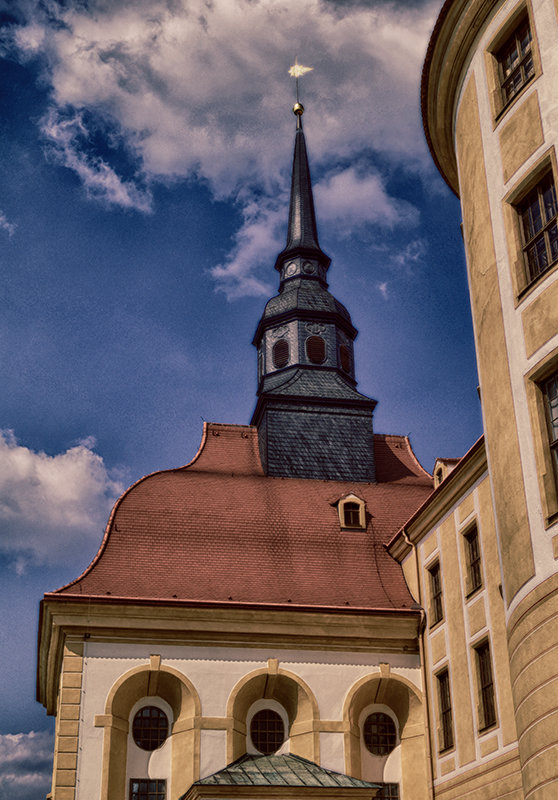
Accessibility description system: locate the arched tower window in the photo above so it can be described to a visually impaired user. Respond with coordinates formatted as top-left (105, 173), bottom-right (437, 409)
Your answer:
top-left (272, 339), bottom-right (290, 369)
top-left (339, 344), bottom-right (351, 373)
top-left (306, 335), bottom-right (326, 364)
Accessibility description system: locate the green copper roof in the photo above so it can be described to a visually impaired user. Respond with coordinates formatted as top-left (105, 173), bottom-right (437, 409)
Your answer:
top-left (190, 754), bottom-right (380, 789)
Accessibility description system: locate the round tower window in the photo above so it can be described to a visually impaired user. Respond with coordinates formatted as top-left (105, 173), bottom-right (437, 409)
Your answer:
top-left (306, 335), bottom-right (326, 364)
top-left (363, 712), bottom-right (396, 755)
top-left (272, 339), bottom-right (289, 369)
top-left (339, 345), bottom-right (351, 373)
top-left (132, 706), bottom-right (169, 751)
top-left (250, 709), bottom-right (285, 755)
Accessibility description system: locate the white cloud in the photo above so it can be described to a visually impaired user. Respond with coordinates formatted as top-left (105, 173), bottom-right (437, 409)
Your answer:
top-left (10, 0), bottom-right (439, 293)
top-left (0, 210), bottom-right (16, 237)
top-left (0, 430), bottom-right (123, 571)
top-left (0, 731), bottom-right (53, 800)
top-left (315, 166), bottom-right (419, 234)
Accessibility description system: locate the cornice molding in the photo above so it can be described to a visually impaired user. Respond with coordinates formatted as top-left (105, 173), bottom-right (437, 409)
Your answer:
top-left (37, 599), bottom-right (421, 713)
top-left (422, 0), bottom-right (503, 192)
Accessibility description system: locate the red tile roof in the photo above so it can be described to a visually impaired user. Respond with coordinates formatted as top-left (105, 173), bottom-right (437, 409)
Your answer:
top-left (52, 424), bottom-right (432, 611)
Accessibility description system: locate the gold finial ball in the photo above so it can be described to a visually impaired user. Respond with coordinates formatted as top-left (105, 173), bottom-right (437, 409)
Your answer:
top-left (293, 102), bottom-right (304, 116)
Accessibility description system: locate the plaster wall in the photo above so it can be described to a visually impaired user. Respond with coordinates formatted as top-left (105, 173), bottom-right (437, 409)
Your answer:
top-left (438, 1), bottom-right (558, 793)
top-left (407, 471), bottom-right (522, 797)
top-left (455, 0), bottom-right (558, 613)
top-left (75, 642), bottom-right (421, 799)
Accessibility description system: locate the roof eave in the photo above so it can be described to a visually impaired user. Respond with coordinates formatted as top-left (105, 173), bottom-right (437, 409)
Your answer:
top-left (388, 435), bottom-right (486, 560)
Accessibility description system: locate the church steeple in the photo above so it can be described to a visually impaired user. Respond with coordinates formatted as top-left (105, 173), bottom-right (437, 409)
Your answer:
top-left (274, 105), bottom-right (330, 276)
top-left (251, 101), bottom-right (377, 482)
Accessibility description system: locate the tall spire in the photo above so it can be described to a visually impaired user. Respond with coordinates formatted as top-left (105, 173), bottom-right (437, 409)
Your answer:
top-left (274, 77), bottom-right (330, 273)
top-left (274, 106), bottom-right (329, 272)
top-left (250, 91), bottom-right (377, 482)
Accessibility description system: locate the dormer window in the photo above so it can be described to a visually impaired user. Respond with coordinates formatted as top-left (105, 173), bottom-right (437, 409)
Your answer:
top-left (337, 494), bottom-right (366, 529)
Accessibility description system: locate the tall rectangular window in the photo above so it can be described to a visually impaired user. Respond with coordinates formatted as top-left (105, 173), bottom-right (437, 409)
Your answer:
top-left (130, 779), bottom-right (166, 800)
top-left (428, 562), bottom-right (443, 626)
top-left (437, 669), bottom-right (454, 751)
top-left (544, 371), bottom-right (558, 486)
top-left (464, 525), bottom-right (482, 595)
top-left (475, 641), bottom-right (497, 729)
top-left (497, 17), bottom-right (534, 107)
top-left (518, 172), bottom-right (558, 283)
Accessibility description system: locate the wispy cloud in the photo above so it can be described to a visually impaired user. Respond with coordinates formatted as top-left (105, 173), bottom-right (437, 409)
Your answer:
top-left (0, 430), bottom-right (123, 571)
top-left (0, 210), bottom-right (16, 237)
top-left (41, 108), bottom-right (152, 212)
top-left (210, 195), bottom-right (285, 298)
top-left (390, 238), bottom-right (427, 272)
top-left (377, 281), bottom-right (389, 300)
top-left (0, 731), bottom-right (53, 800)
top-left (9, 0), bottom-right (439, 294)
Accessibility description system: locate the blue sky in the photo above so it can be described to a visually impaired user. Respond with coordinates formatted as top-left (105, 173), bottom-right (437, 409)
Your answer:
top-left (0, 0), bottom-right (482, 795)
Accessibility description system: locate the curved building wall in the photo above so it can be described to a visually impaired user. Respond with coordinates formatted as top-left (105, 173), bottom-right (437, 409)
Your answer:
top-left (424, 0), bottom-right (558, 796)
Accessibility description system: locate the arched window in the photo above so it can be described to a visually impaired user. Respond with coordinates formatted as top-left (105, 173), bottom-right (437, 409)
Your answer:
top-left (363, 712), bottom-right (397, 755)
top-left (306, 335), bottom-right (326, 364)
top-left (272, 339), bottom-right (289, 369)
top-left (132, 707), bottom-right (169, 751)
top-left (250, 709), bottom-right (285, 755)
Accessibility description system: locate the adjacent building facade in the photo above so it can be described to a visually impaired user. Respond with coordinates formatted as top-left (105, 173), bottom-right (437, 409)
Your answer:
top-left (38, 0), bottom-right (558, 798)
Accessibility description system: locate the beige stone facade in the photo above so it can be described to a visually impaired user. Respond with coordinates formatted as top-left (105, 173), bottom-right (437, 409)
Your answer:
top-left (422, 0), bottom-right (558, 796)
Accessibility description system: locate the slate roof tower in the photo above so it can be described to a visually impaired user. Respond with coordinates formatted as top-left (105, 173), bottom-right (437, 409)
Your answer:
top-left (251, 104), bottom-right (377, 481)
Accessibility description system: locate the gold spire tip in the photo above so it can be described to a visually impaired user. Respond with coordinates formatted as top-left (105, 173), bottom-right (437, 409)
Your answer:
top-left (293, 102), bottom-right (304, 116)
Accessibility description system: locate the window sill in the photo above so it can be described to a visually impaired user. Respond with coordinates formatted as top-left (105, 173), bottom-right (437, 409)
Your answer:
top-left (478, 722), bottom-right (498, 736)
top-left (493, 74), bottom-right (536, 129)
top-left (429, 618), bottom-right (444, 632)
top-left (465, 585), bottom-right (483, 601)
top-left (545, 509), bottom-right (558, 529)
top-left (516, 259), bottom-right (558, 306)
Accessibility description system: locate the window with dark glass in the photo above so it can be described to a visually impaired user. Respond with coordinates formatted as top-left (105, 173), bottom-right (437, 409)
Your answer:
top-left (250, 709), bottom-right (285, 755)
top-left (363, 712), bottom-right (396, 755)
top-left (306, 335), bottom-right (326, 364)
top-left (544, 371), bottom-right (558, 486)
top-left (343, 502), bottom-right (361, 528)
top-left (339, 344), bottom-right (351, 372)
top-left (475, 641), bottom-right (497, 729)
top-left (375, 785), bottom-right (400, 800)
top-left (428, 562), bottom-right (443, 625)
top-left (465, 525), bottom-right (482, 595)
top-left (272, 339), bottom-right (289, 369)
top-left (132, 707), bottom-right (169, 751)
top-left (130, 779), bottom-right (166, 800)
top-left (497, 18), bottom-right (534, 107)
top-left (437, 670), bottom-right (454, 752)
top-left (518, 172), bottom-right (558, 284)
